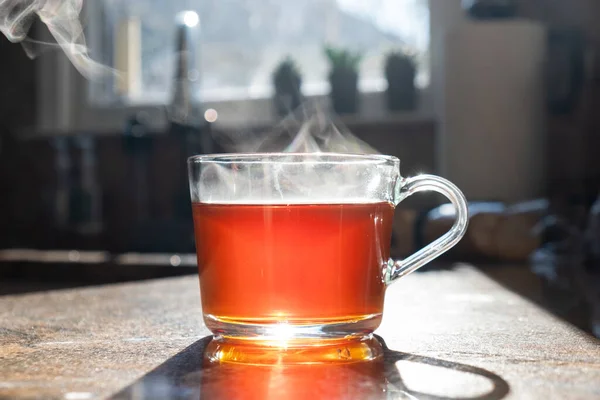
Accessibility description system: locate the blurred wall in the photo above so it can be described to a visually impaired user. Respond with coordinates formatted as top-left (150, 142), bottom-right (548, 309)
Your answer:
top-left (519, 0), bottom-right (600, 202)
top-left (0, 37), bottom-right (36, 133)
top-left (0, 36), bottom-right (39, 244)
top-left (433, 0), bottom-right (600, 203)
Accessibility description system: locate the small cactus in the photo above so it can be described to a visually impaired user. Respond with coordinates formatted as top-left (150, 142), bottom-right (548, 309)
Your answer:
top-left (324, 45), bottom-right (363, 115)
top-left (272, 57), bottom-right (302, 117)
top-left (384, 51), bottom-right (417, 111)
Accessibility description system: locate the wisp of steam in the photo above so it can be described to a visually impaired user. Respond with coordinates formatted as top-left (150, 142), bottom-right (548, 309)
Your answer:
top-left (215, 101), bottom-right (379, 155)
top-left (196, 102), bottom-right (394, 204)
top-left (0, 0), bottom-right (110, 77)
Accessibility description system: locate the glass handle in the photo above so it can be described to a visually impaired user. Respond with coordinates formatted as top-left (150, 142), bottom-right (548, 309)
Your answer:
top-left (384, 175), bottom-right (469, 285)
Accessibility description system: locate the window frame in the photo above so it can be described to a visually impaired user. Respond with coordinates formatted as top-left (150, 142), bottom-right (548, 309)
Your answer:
top-left (36, 0), bottom-right (447, 135)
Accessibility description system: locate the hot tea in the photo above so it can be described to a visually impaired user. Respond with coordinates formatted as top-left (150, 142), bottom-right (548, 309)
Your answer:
top-left (192, 202), bottom-right (395, 333)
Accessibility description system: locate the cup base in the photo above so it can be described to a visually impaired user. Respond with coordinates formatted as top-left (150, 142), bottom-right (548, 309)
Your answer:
top-left (203, 313), bottom-right (383, 364)
top-left (204, 334), bottom-right (383, 365)
top-left (204, 313), bottom-right (382, 338)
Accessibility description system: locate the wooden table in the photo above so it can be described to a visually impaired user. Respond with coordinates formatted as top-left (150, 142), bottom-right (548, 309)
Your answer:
top-left (1, 264), bottom-right (599, 399)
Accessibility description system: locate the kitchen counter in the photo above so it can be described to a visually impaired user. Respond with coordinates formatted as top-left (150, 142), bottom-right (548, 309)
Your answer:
top-left (1, 264), bottom-right (599, 399)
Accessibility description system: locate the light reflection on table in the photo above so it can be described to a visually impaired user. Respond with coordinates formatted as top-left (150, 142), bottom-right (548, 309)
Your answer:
top-left (111, 335), bottom-right (509, 400)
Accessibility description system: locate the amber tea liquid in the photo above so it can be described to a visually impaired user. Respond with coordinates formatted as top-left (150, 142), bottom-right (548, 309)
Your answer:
top-left (192, 202), bottom-right (395, 337)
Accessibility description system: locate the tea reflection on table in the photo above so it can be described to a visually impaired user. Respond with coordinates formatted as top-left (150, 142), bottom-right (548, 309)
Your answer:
top-left (192, 356), bottom-right (396, 400)
top-left (110, 336), bottom-right (509, 400)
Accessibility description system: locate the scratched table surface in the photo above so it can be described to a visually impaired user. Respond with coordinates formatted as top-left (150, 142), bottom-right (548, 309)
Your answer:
top-left (1, 264), bottom-right (599, 400)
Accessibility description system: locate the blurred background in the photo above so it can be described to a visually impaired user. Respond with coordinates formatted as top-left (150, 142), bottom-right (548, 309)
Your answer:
top-left (0, 0), bottom-right (599, 336)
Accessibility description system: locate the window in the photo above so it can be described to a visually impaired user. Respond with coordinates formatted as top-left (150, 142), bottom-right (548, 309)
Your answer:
top-left (88, 0), bottom-right (430, 106)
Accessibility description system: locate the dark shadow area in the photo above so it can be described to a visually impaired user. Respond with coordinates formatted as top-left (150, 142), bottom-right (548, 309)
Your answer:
top-left (0, 259), bottom-right (196, 296)
top-left (110, 336), bottom-right (212, 400)
top-left (110, 335), bottom-right (509, 400)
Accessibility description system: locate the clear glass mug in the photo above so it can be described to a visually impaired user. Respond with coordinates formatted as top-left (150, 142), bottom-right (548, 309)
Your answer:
top-left (189, 153), bottom-right (468, 363)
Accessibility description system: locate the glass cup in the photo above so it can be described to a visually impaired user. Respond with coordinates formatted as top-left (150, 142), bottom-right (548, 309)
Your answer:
top-left (189, 153), bottom-right (468, 363)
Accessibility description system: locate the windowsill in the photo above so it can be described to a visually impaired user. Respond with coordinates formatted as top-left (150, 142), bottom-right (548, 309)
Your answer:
top-left (33, 85), bottom-right (433, 137)
top-left (335, 111), bottom-right (435, 128)
top-left (25, 110), bottom-right (434, 139)
top-left (215, 110), bottom-right (436, 136)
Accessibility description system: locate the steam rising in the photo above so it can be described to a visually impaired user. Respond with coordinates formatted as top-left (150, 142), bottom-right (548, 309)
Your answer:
top-left (194, 103), bottom-right (393, 205)
top-left (0, 0), bottom-right (110, 77)
top-left (216, 102), bottom-right (379, 155)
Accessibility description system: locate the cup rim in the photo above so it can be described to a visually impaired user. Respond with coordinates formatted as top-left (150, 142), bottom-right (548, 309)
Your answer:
top-left (188, 152), bottom-right (399, 165)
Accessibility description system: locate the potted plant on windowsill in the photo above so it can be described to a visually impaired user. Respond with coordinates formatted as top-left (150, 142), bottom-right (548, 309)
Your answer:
top-left (385, 50), bottom-right (417, 112)
top-left (272, 57), bottom-right (303, 117)
top-left (325, 46), bottom-right (362, 115)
